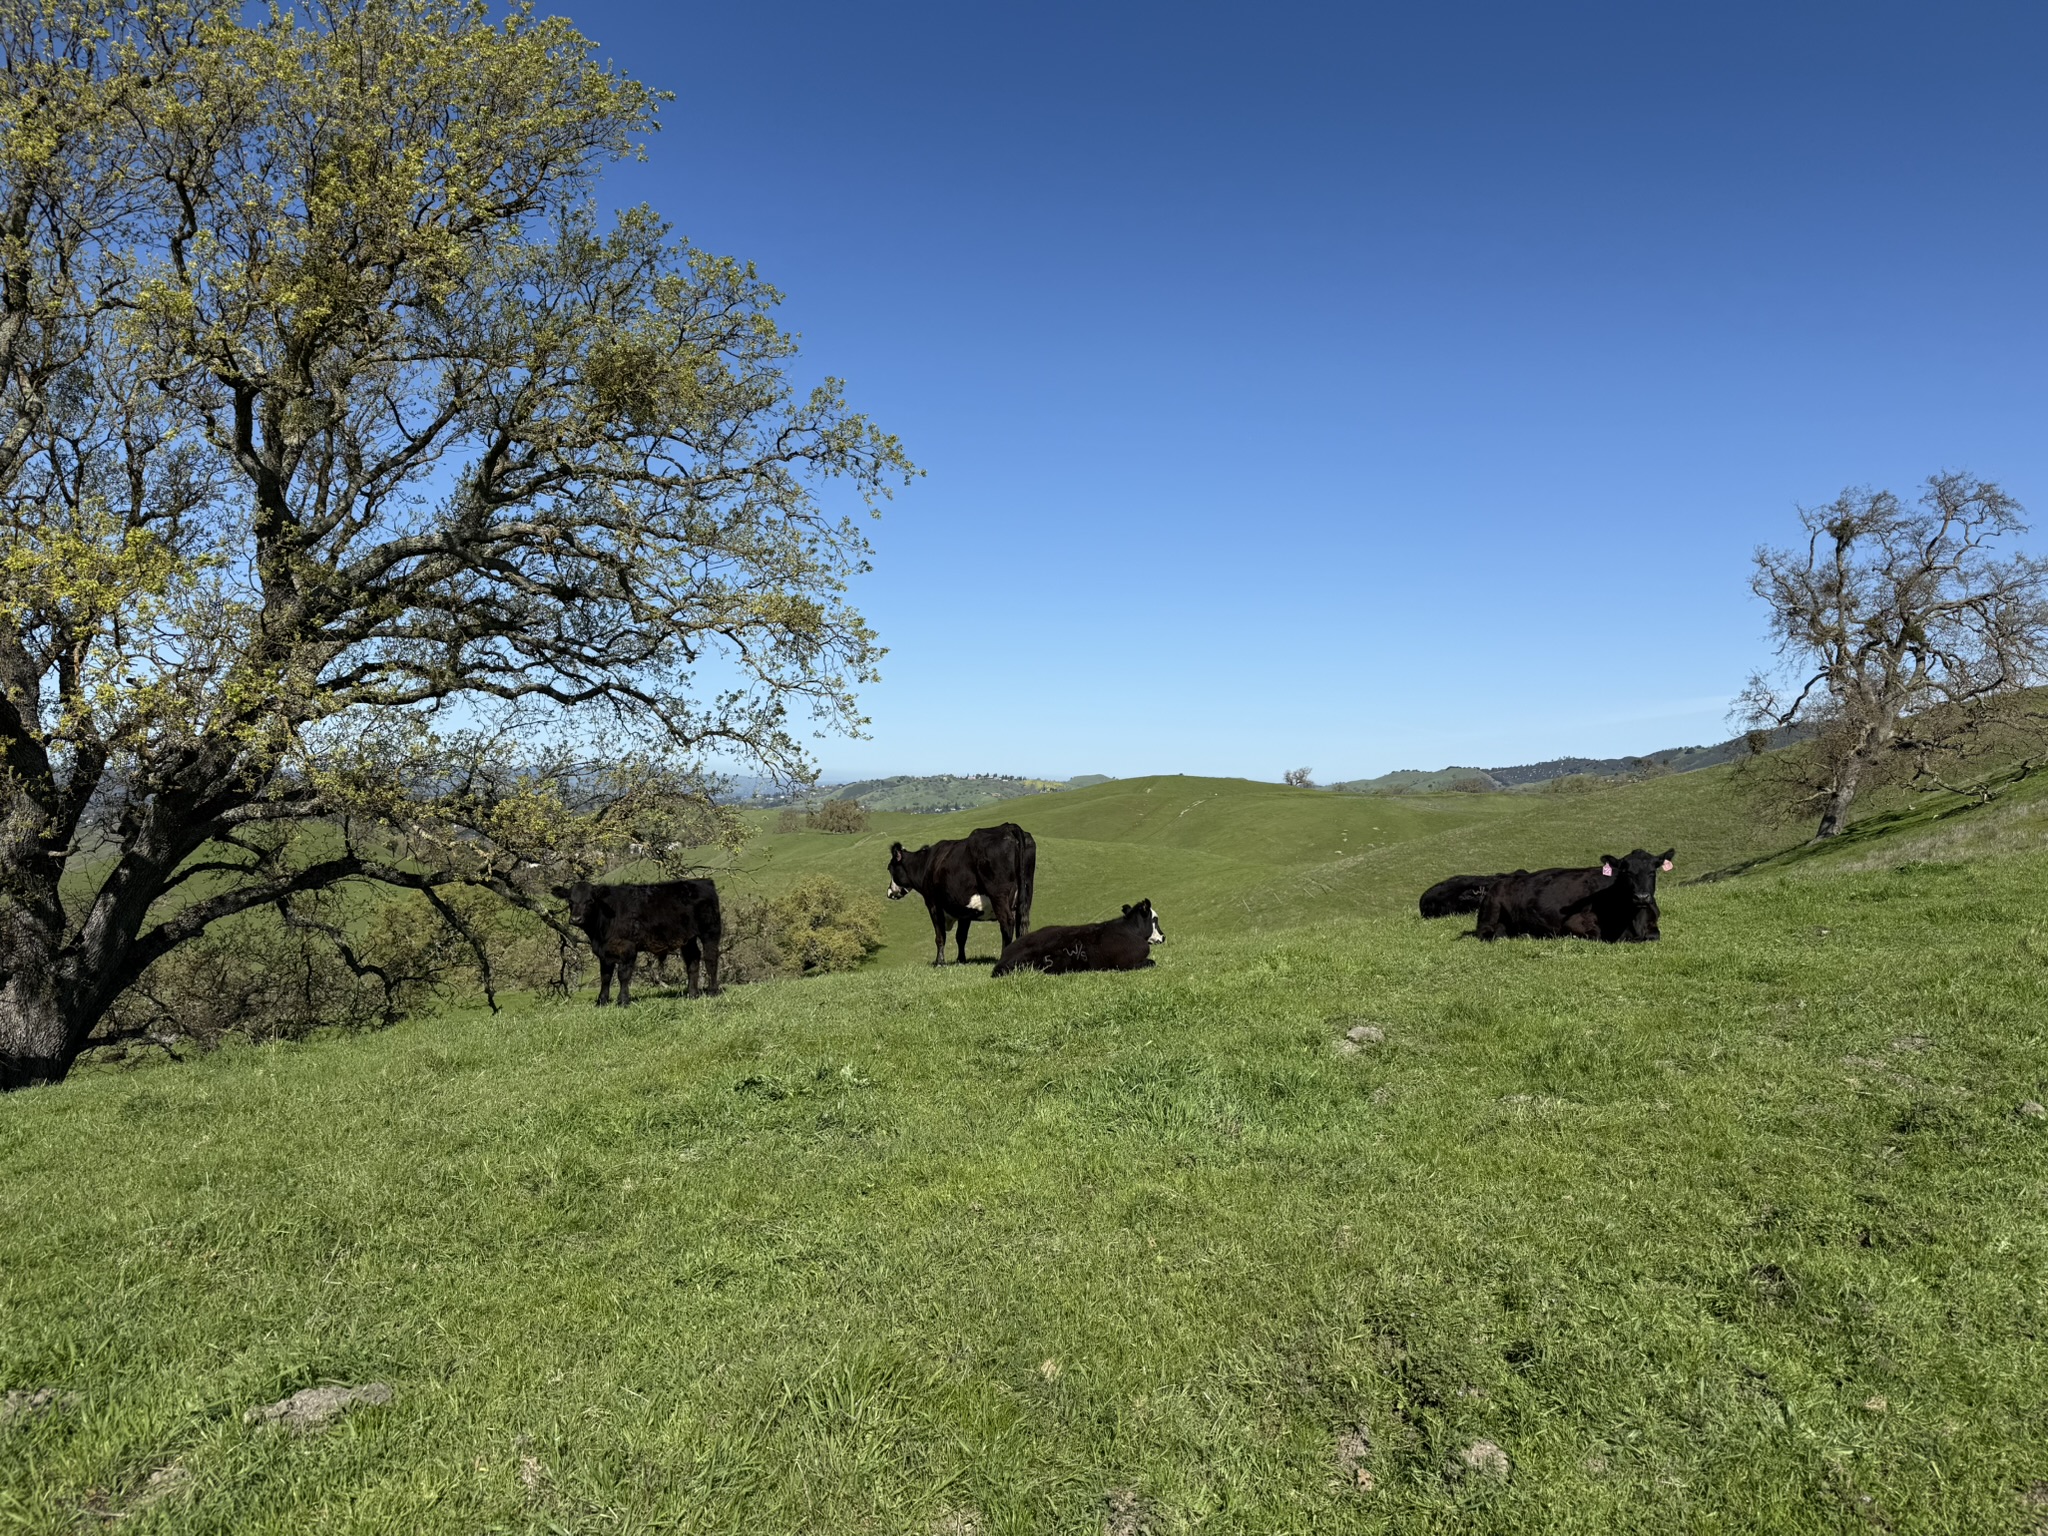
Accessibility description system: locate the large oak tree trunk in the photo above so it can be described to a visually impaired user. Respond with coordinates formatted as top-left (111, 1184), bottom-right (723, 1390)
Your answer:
top-left (0, 904), bottom-right (78, 1088)
top-left (1814, 768), bottom-right (1863, 839)
top-left (0, 973), bottom-right (76, 1089)
top-left (1814, 719), bottom-right (1893, 839)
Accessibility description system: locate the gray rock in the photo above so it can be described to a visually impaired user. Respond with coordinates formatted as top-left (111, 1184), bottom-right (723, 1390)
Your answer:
top-left (244, 1382), bottom-right (393, 1433)
top-left (2019, 1101), bottom-right (2047, 1119)
top-left (1346, 1024), bottom-right (1385, 1046)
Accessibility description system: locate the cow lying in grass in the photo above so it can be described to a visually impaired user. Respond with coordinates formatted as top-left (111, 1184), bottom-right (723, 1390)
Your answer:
top-left (551, 878), bottom-right (723, 1004)
top-left (1418, 873), bottom-right (1517, 918)
top-left (1473, 849), bottom-right (1673, 942)
top-left (991, 900), bottom-right (1164, 976)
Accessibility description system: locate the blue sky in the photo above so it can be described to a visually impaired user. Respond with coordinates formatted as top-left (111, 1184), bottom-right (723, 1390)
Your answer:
top-left (572, 1), bottom-right (2048, 783)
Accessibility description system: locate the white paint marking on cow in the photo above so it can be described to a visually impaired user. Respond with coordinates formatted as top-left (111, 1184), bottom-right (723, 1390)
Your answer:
top-left (967, 893), bottom-right (985, 912)
top-left (1148, 910), bottom-right (1164, 944)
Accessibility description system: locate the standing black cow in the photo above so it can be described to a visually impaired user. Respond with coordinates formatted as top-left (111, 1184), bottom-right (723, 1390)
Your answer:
top-left (992, 900), bottom-right (1163, 976)
top-left (551, 879), bottom-right (723, 1005)
top-left (1419, 873), bottom-right (1517, 918)
top-left (1473, 849), bottom-right (1673, 943)
top-left (886, 822), bottom-right (1037, 965)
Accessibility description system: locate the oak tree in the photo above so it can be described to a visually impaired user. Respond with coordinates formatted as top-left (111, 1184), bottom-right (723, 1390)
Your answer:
top-left (0, 0), bottom-right (913, 1086)
top-left (1738, 474), bottom-right (2048, 839)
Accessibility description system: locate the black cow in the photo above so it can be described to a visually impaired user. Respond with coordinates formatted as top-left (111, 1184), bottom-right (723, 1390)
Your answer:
top-left (992, 900), bottom-right (1164, 976)
top-left (1473, 849), bottom-right (1673, 943)
top-left (550, 878), bottom-right (723, 1005)
top-left (1419, 873), bottom-right (1516, 918)
top-left (887, 822), bottom-right (1037, 965)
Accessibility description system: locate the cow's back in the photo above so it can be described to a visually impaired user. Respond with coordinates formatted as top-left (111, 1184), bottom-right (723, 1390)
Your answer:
top-left (1476, 866), bottom-right (1598, 939)
top-left (588, 879), bottom-right (720, 953)
top-left (993, 909), bottom-right (1147, 975)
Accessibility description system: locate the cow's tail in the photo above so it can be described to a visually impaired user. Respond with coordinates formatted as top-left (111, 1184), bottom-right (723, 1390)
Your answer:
top-left (1014, 825), bottom-right (1035, 935)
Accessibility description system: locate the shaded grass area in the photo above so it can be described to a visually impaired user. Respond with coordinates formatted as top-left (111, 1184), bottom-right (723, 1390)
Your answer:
top-left (6, 849), bottom-right (2048, 1532)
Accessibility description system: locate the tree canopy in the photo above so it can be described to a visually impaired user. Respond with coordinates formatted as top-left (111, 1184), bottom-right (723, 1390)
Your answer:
top-left (1738, 473), bottom-right (2048, 839)
top-left (0, 0), bottom-right (915, 1086)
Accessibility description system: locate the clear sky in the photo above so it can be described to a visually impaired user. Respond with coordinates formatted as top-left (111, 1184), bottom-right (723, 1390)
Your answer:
top-left (569, 0), bottom-right (2048, 783)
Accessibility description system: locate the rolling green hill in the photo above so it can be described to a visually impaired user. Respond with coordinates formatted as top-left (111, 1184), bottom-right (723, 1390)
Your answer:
top-left (713, 766), bottom-right (1786, 963)
top-left (7, 764), bottom-right (2048, 1532)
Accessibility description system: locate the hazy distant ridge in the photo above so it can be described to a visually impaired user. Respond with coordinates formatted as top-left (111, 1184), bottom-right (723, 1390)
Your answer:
top-left (1330, 724), bottom-right (1811, 795)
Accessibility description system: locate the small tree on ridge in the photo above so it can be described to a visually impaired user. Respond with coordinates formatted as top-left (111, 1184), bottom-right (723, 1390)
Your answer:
top-left (1737, 473), bottom-right (2048, 839)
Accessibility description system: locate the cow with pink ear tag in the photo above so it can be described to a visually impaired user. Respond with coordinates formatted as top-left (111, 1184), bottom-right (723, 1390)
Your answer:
top-left (1473, 848), bottom-right (1676, 942)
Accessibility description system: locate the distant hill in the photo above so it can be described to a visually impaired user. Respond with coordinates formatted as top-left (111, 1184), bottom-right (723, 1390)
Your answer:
top-left (814, 774), bottom-right (1070, 814)
top-left (1330, 724), bottom-right (1812, 795)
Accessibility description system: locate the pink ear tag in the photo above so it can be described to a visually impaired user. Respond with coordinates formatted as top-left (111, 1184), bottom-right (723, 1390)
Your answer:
top-left (1601, 862), bottom-right (1612, 876)
top-left (1661, 858), bottom-right (1673, 871)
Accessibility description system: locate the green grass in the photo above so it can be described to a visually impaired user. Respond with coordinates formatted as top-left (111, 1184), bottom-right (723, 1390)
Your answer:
top-left (5, 771), bottom-right (2048, 1533)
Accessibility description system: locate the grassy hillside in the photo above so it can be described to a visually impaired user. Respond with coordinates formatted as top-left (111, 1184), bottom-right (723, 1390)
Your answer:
top-left (716, 768), bottom-right (1786, 964)
top-left (5, 768), bottom-right (2048, 1532)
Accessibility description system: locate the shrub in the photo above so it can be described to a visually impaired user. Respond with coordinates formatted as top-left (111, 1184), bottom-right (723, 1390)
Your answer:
top-left (776, 807), bottom-right (806, 834)
top-left (719, 877), bottom-right (885, 985)
top-left (97, 891), bottom-right (464, 1055)
top-left (807, 798), bottom-right (869, 833)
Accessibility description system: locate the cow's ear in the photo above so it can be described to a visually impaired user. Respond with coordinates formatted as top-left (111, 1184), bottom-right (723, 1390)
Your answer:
top-left (1600, 858), bottom-right (1616, 876)
top-left (1122, 904), bottom-right (1133, 915)
top-left (1661, 849), bottom-right (1675, 870)
top-left (549, 885), bottom-right (568, 900)
top-left (890, 841), bottom-right (903, 854)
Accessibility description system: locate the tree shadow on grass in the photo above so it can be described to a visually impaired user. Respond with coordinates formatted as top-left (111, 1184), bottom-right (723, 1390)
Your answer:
top-left (1692, 761), bottom-right (2039, 884)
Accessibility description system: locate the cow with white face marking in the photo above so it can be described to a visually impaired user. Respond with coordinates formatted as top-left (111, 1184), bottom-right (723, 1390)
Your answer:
top-left (886, 822), bottom-right (1037, 965)
top-left (1474, 848), bottom-right (1674, 942)
top-left (992, 900), bottom-right (1164, 976)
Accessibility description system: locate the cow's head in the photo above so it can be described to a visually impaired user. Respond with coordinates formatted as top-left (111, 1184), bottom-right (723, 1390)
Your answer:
top-left (1598, 848), bottom-right (1674, 904)
top-left (551, 880), bottom-right (601, 924)
top-left (886, 842), bottom-right (911, 899)
top-left (1123, 899), bottom-right (1165, 945)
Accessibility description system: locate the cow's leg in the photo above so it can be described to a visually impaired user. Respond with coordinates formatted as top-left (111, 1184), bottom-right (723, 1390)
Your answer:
top-left (927, 902), bottom-right (949, 965)
top-left (596, 958), bottom-right (615, 1006)
top-left (615, 951), bottom-right (640, 1007)
top-left (1562, 912), bottom-right (1601, 941)
top-left (701, 934), bottom-right (721, 995)
top-left (681, 939), bottom-right (703, 998)
top-left (955, 916), bottom-right (973, 964)
top-left (995, 897), bottom-right (1019, 951)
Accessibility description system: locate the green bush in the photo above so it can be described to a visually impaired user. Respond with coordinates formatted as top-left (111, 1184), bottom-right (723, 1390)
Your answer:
top-left (99, 891), bottom-right (463, 1054)
top-left (719, 876), bottom-right (884, 985)
top-left (806, 798), bottom-right (869, 833)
